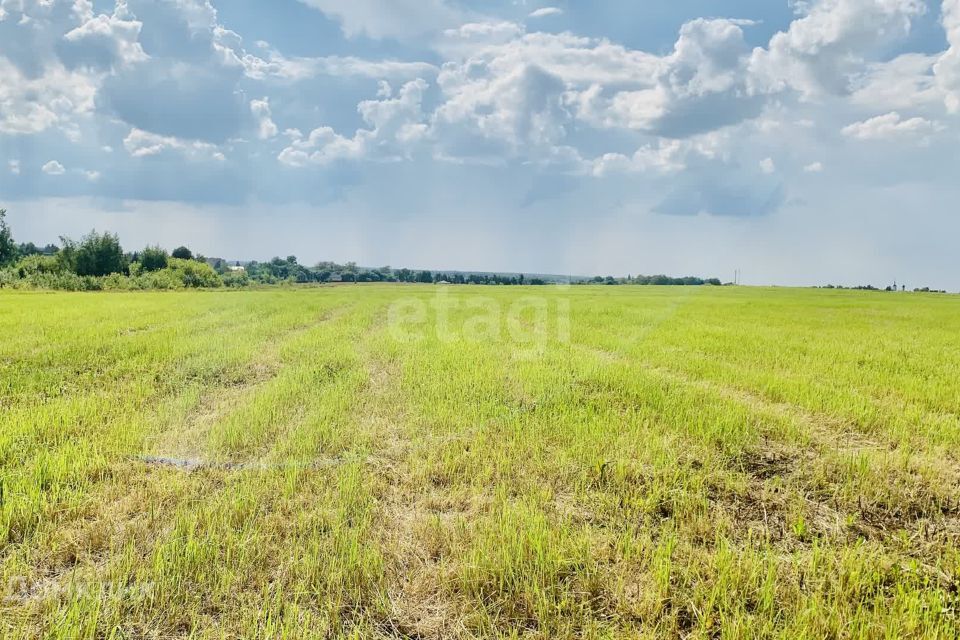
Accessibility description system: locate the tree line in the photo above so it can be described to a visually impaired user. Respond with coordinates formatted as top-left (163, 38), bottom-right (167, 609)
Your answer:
top-left (241, 257), bottom-right (556, 285)
top-left (1, 211), bottom-right (729, 291)
top-left (0, 211), bottom-right (224, 290)
top-left (580, 274), bottom-right (723, 286)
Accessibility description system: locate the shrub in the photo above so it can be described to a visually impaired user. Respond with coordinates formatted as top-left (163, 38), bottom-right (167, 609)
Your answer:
top-left (101, 273), bottom-right (137, 290)
top-left (165, 258), bottom-right (222, 288)
top-left (0, 269), bottom-right (16, 288)
top-left (136, 269), bottom-right (186, 290)
top-left (222, 270), bottom-right (250, 288)
top-left (13, 254), bottom-right (64, 278)
top-left (23, 271), bottom-right (100, 291)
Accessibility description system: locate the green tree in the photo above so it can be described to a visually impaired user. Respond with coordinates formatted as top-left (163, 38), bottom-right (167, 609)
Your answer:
top-left (18, 242), bottom-right (40, 256)
top-left (139, 246), bottom-right (169, 272)
top-left (74, 231), bottom-right (127, 277)
top-left (0, 209), bottom-right (17, 267)
top-left (171, 246), bottom-right (193, 260)
top-left (55, 236), bottom-right (78, 273)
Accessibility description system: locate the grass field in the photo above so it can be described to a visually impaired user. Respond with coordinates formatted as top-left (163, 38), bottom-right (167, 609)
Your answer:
top-left (1, 285), bottom-right (959, 638)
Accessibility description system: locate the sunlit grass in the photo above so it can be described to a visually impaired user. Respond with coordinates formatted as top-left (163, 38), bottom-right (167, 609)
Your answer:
top-left (1, 286), bottom-right (958, 638)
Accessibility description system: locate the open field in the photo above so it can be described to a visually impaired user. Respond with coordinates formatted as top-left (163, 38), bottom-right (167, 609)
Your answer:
top-left (1, 285), bottom-right (959, 638)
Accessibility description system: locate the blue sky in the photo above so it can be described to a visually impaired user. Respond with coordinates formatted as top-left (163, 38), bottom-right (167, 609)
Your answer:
top-left (2, 0), bottom-right (959, 287)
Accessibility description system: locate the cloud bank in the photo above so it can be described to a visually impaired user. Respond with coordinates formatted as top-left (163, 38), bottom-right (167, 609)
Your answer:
top-left (2, 0), bottom-right (959, 287)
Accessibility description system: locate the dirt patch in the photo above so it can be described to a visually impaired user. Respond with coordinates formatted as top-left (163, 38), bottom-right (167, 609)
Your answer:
top-left (138, 454), bottom-right (357, 473)
top-left (733, 444), bottom-right (803, 481)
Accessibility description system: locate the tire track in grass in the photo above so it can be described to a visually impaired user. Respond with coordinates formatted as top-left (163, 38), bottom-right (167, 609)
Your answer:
top-left (344, 321), bottom-right (482, 639)
top-left (360, 327), bottom-right (589, 637)
top-left (102, 296), bottom-right (396, 638)
top-left (553, 334), bottom-right (959, 632)
top-left (328, 303), bottom-right (443, 636)
top-left (574, 341), bottom-right (883, 455)
top-left (572, 342), bottom-right (960, 580)
top-left (570, 287), bottom-right (886, 456)
top-left (1, 300), bottom-right (317, 582)
top-left (141, 302), bottom-right (355, 469)
top-left (2, 298), bottom-right (360, 634)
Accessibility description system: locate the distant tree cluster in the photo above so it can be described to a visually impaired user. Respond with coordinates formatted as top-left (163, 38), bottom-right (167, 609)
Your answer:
top-left (577, 274), bottom-right (723, 286)
top-left (243, 258), bottom-right (548, 285)
top-left (0, 214), bottom-right (222, 291)
top-left (820, 284), bottom-right (884, 291)
top-left (819, 284), bottom-right (948, 293)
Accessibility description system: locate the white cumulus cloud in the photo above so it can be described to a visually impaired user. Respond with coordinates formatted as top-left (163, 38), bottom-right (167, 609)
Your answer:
top-left (278, 79), bottom-right (430, 166)
top-left (61, 3), bottom-right (147, 69)
top-left (250, 97), bottom-right (278, 140)
top-left (750, 0), bottom-right (926, 97)
top-left (529, 7), bottom-right (563, 19)
top-left (841, 111), bottom-right (941, 140)
top-left (123, 128), bottom-right (223, 159)
top-left (935, 0), bottom-right (960, 112)
top-left (569, 18), bottom-right (766, 138)
top-left (42, 160), bottom-right (66, 175)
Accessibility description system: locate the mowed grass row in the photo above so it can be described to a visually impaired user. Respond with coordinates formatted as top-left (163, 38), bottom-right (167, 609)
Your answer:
top-left (0, 286), bottom-right (958, 638)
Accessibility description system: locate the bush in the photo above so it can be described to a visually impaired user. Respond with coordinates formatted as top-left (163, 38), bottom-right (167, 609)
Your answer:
top-left (165, 258), bottom-right (222, 288)
top-left (13, 254), bottom-right (64, 278)
top-left (222, 270), bottom-right (250, 288)
top-left (23, 271), bottom-right (101, 291)
top-left (135, 269), bottom-right (187, 290)
top-left (0, 269), bottom-right (16, 288)
top-left (100, 273), bottom-right (135, 290)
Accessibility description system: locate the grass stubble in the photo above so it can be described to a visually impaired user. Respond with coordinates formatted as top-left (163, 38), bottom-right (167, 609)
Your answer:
top-left (0, 285), bottom-right (958, 638)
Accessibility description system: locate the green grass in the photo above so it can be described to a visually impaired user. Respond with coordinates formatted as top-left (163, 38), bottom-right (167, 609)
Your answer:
top-left (1, 285), bottom-right (958, 638)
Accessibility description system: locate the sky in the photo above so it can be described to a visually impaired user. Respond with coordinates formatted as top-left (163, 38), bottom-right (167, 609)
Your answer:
top-left (1, 0), bottom-right (959, 288)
